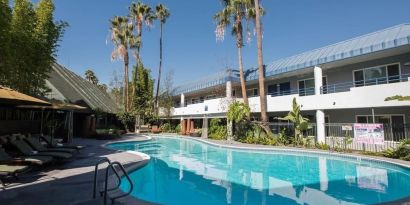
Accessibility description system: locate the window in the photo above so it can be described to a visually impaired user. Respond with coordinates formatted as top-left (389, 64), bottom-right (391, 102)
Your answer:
top-left (353, 63), bottom-right (400, 87)
top-left (232, 90), bottom-right (236, 97)
top-left (247, 88), bottom-right (258, 97)
top-left (267, 84), bottom-right (277, 95)
top-left (355, 115), bottom-right (404, 125)
top-left (298, 77), bottom-right (327, 96)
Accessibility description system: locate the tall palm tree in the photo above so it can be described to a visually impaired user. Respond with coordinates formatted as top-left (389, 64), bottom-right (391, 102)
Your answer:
top-left (253, 0), bottom-right (268, 125)
top-left (214, 0), bottom-right (252, 108)
top-left (215, 0), bottom-right (264, 117)
top-left (129, 2), bottom-right (156, 109)
top-left (154, 4), bottom-right (170, 113)
top-left (110, 16), bottom-right (139, 112)
top-left (129, 1), bottom-right (156, 64)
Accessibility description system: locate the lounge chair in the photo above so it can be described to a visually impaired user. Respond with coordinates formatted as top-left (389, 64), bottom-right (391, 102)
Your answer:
top-left (10, 138), bottom-right (73, 160)
top-left (39, 135), bottom-right (84, 150)
top-left (0, 148), bottom-right (53, 166)
top-left (24, 136), bottom-right (77, 154)
top-left (0, 164), bottom-right (30, 190)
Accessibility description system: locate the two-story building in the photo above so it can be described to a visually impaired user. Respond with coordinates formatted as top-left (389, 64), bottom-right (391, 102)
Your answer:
top-left (169, 24), bottom-right (410, 144)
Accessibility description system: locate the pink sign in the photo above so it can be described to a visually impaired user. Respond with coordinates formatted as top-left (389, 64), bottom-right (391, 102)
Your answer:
top-left (353, 123), bottom-right (385, 145)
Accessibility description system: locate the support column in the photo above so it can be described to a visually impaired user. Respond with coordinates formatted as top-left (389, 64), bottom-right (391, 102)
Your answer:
top-left (201, 116), bottom-right (208, 138)
top-left (316, 110), bottom-right (325, 143)
top-left (186, 119), bottom-right (191, 135)
top-left (226, 80), bottom-right (233, 140)
top-left (180, 93), bottom-right (185, 107)
top-left (314, 66), bottom-right (323, 96)
top-left (315, 66), bottom-right (325, 143)
top-left (226, 80), bottom-right (232, 99)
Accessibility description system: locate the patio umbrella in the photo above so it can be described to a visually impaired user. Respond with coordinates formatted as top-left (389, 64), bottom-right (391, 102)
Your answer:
top-left (0, 86), bottom-right (51, 106)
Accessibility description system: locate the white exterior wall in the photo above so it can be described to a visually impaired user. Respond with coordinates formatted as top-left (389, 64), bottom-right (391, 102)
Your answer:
top-left (172, 78), bottom-right (410, 117)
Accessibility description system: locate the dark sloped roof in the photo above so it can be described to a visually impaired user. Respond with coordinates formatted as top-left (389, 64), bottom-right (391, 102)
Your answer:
top-left (47, 63), bottom-right (118, 113)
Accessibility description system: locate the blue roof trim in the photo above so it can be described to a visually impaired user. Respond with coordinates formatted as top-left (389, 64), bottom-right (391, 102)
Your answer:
top-left (172, 69), bottom-right (240, 96)
top-left (256, 24), bottom-right (410, 80)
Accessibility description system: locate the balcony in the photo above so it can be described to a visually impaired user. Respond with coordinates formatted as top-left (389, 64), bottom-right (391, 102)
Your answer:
top-left (321, 73), bottom-right (410, 94)
top-left (172, 97), bottom-right (231, 117)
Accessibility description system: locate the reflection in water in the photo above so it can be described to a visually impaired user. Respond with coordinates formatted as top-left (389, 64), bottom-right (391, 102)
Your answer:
top-left (109, 138), bottom-right (410, 205)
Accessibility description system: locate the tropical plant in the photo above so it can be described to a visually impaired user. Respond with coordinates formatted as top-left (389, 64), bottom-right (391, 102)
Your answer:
top-left (252, 0), bottom-right (269, 130)
top-left (227, 101), bottom-right (251, 123)
top-left (154, 4), bottom-right (170, 114)
top-left (279, 98), bottom-right (310, 146)
top-left (110, 16), bottom-right (138, 111)
top-left (84, 69), bottom-right (99, 85)
top-left (214, 0), bottom-right (263, 111)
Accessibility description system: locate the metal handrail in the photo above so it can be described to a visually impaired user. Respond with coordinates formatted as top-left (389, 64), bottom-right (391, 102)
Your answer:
top-left (92, 158), bottom-right (121, 199)
top-left (104, 161), bottom-right (134, 205)
top-left (321, 73), bottom-right (410, 94)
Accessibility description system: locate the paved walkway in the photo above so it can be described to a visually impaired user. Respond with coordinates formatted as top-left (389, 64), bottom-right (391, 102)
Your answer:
top-left (0, 134), bottom-right (152, 205)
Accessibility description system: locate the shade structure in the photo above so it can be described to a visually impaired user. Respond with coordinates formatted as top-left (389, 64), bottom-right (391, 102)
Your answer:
top-left (16, 103), bottom-right (87, 111)
top-left (0, 86), bottom-right (51, 106)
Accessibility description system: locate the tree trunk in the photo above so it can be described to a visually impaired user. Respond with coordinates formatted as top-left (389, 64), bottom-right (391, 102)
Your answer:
top-left (155, 22), bottom-right (163, 115)
top-left (124, 52), bottom-right (129, 112)
top-left (236, 14), bottom-right (249, 119)
top-left (254, 0), bottom-right (268, 123)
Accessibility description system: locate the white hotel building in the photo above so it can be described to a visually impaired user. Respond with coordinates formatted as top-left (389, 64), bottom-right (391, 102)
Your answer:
top-left (168, 24), bottom-right (410, 144)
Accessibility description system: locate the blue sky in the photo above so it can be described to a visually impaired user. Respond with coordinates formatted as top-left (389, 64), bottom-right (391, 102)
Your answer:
top-left (50, 0), bottom-right (410, 87)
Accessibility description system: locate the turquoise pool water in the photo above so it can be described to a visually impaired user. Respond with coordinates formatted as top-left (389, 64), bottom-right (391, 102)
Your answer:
top-left (107, 137), bottom-right (410, 205)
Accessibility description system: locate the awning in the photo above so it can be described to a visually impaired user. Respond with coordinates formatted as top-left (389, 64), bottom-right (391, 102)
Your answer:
top-left (16, 103), bottom-right (87, 111)
top-left (0, 86), bottom-right (51, 106)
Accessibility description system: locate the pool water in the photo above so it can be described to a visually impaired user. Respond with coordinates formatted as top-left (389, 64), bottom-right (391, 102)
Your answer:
top-left (107, 137), bottom-right (410, 205)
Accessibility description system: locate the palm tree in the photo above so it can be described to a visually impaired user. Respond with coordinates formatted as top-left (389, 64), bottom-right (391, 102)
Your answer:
top-left (214, 0), bottom-right (253, 109)
top-left (84, 69), bottom-right (99, 85)
top-left (154, 4), bottom-right (170, 114)
top-left (129, 1), bottom-right (156, 64)
top-left (110, 16), bottom-right (139, 112)
top-left (253, 0), bottom-right (268, 126)
top-left (129, 2), bottom-right (156, 110)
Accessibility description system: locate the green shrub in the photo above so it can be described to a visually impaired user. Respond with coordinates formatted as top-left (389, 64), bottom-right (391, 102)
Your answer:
top-left (382, 139), bottom-right (410, 161)
top-left (209, 118), bottom-right (227, 140)
top-left (175, 124), bottom-right (181, 133)
top-left (116, 111), bottom-right (135, 132)
top-left (160, 123), bottom-right (173, 132)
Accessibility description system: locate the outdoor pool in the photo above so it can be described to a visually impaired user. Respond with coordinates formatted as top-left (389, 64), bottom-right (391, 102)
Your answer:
top-left (107, 136), bottom-right (410, 205)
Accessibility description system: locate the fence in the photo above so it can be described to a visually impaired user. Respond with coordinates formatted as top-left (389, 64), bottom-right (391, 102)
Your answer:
top-left (269, 122), bottom-right (410, 152)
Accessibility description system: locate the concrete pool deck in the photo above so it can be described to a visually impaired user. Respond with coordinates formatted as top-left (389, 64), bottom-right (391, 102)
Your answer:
top-left (0, 134), bottom-right (154, 205)
top-left (0, 133), bottom-right (409, 205)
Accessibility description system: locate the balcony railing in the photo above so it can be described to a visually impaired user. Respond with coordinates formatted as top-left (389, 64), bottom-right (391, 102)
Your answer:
top-left (268, 87), bottom-right (315, 97)
top-left (321, 73), bottom-right (410, 94)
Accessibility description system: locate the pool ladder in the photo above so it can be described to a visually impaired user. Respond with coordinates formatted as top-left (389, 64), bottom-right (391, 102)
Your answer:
top-left (93, 158), bottom-right (134, 205)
